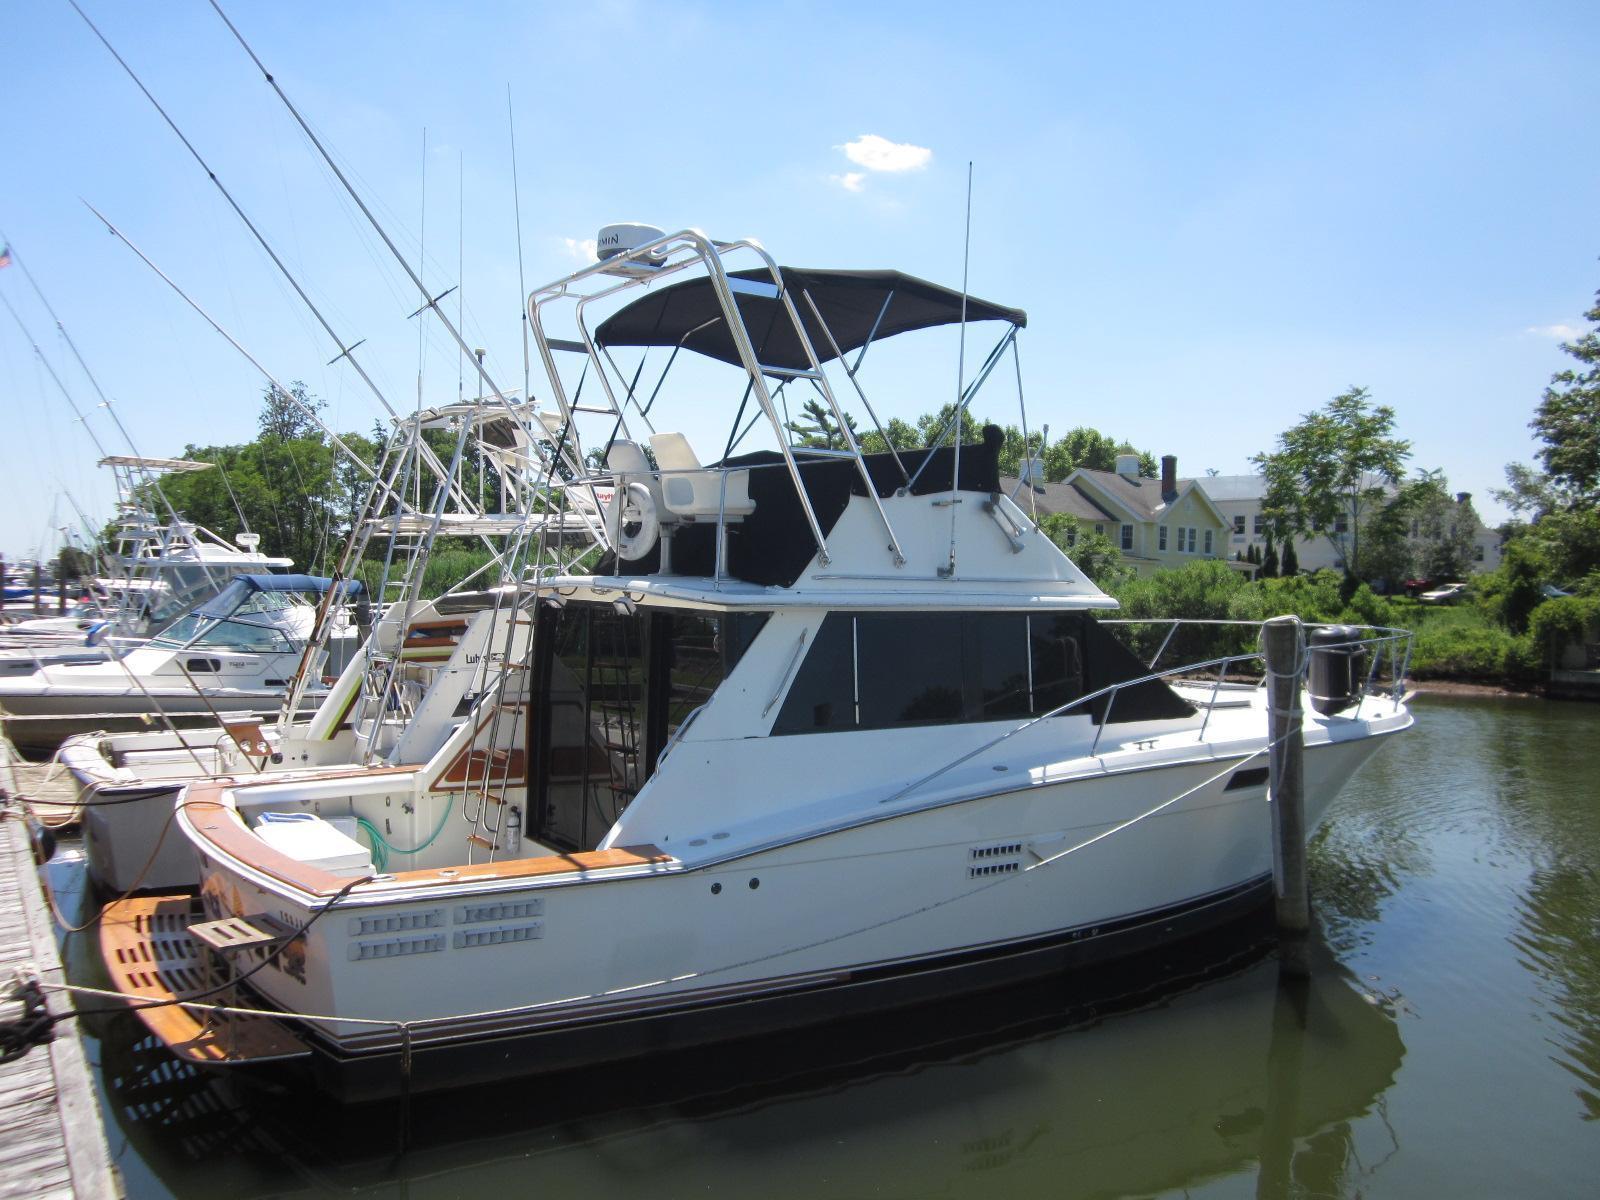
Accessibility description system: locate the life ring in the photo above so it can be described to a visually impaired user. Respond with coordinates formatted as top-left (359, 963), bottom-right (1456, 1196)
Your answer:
top-left (606, 481), bottom-right (660, 560)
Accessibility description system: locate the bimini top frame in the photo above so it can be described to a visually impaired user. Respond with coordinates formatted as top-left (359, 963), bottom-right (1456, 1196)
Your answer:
top-left (525, 229), bottom-right (1025, 574)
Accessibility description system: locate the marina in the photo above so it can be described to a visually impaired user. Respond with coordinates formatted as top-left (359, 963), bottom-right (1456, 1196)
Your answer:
top-left (2, 3), bottom-right (1597, 1195)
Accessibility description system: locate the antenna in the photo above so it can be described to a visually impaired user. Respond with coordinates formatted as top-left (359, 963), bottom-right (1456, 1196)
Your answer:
top-left (508, 85), bottom-right (531, 405)
top-left (941, 161), bottom-right (975, 579)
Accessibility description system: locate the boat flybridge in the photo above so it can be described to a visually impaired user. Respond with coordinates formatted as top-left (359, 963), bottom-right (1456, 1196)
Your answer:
top-left (99, 227), bottom-right (1414, 1097)
top-left (64, 400), bottom-right (602, 892)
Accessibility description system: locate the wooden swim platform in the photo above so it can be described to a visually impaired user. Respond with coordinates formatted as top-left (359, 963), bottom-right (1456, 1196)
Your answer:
top-left (0, 736), bottom-right (121, 1199)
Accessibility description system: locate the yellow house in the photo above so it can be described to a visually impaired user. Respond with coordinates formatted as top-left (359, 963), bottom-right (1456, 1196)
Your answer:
top-left (1003, 454), bottom-right (1246, 578)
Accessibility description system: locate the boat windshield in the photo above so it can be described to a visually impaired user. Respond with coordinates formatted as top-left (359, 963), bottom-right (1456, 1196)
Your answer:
top-left (150, 589), bottom-right (300, 654)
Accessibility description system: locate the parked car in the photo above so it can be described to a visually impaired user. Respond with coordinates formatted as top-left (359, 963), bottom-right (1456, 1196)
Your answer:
top-left (1419, 582), bottom-right (1468, 604)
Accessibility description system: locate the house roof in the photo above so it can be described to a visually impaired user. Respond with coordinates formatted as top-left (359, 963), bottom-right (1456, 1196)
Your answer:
top-left (998, 476), bottom-right (1117, 523)
top-left (1195, 474), bottom-right (1265, 502)
top-left (1073, 468), bottom-right (1178, 522)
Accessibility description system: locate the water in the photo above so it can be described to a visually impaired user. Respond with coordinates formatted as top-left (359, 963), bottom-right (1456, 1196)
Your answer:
top-left (50, 692), bottom-right (1600, 1198)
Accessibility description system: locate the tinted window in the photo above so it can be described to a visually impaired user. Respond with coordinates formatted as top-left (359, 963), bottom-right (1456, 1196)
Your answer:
top-left (971, 613), bottom-right (1031, 719)
top-left (772, 615), bottom-right (856, 733)
top-left (1030, 613), bottom-right (1087, 717)
top-left (857, 613), bottom-right (964, 728)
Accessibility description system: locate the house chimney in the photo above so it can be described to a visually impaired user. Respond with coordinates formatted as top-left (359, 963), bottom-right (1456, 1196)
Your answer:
top-left (1161, 454), bottom-right (1177, 497)
top-left (1115, 453), bottom-right (1140, 479)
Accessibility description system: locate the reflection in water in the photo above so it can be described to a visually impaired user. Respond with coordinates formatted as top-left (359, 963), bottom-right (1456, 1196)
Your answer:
top-left (86, 925), bottom-right (1402, 1200)
top-left (1314, 693), bottom-right (1600, 1146)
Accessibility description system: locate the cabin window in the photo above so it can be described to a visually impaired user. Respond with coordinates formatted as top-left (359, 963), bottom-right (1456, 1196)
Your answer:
top-left (1120, 524), bottom-right (1134, 551)
top-left (1029, 614), bottom-right (1086, 716)
top-left (772, 614), bottom-right (856, 733)
top-left (774, 612), bottom-right (1093, 732)
top-left (857, 613), bottom-right (966, 727)
top-left (972, 614), bottom-right (1032, 719)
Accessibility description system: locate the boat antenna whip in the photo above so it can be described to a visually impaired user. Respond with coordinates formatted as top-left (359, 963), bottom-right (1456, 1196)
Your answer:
top-left (941, 161), bottom-right (974, 579)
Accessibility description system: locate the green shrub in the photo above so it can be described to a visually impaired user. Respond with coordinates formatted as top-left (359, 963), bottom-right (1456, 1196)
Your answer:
top-left (1410, 614), bottom-right (1521, 679)
top-left (1106, 560), bottom-right (1262, 665)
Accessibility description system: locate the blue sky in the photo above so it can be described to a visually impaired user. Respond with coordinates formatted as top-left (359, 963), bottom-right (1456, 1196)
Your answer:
top-left (1, 0), bottom-right (1595, 560)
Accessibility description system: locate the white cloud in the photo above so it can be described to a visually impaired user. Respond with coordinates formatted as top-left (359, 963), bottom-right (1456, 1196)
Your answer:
top-left (562, 237), bottom-right (598, 264)
top-left (830, 171), bottom-right (867, 193)
top-left (1525, 323), bottom-right (1581, 340)
top-left (839, 134), bottom-right (932, 174)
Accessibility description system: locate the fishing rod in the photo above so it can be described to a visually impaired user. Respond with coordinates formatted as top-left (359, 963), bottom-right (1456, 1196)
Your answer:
top-left (205, 0), bottom-right (595, 509)
top-left (83, 203), bottom-right (381, 487)
top-left (64, 0), bottom-right (490, 529)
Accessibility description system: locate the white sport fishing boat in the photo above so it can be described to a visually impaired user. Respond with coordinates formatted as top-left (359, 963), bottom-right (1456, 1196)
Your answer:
top-left (0, 573), bottom-right (363, 753)
top-left (99, 227), bottom-right (1413, 1096)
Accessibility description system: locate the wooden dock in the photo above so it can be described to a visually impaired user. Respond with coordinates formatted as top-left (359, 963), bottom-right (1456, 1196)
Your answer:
top-left (0, 738), bottom-right (121, 1199)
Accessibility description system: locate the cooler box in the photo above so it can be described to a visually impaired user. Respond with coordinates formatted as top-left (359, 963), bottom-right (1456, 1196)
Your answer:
top-left (255, 812), bottom-right (374, 877)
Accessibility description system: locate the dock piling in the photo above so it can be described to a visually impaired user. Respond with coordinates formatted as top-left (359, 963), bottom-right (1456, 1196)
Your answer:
top-left (1263, 615), bottom-right (1310, 977)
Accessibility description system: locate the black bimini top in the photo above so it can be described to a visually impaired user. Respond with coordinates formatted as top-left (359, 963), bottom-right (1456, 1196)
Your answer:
top-left (594, 268), bottom-right (1027, 371)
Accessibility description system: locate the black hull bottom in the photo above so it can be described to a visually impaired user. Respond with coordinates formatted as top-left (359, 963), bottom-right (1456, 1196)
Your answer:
top-left (294, 873), bottom-right (1277, 1101)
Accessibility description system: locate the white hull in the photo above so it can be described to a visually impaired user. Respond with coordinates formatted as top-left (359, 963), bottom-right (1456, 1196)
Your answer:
top-left (188, 708), bottom-right (1405, 1059)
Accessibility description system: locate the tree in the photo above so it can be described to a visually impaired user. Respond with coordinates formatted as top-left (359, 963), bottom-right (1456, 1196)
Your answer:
top-left (1261, 534), bottom-right (1279, 578)
top-left (1495, 282), bottom-right (1600, 585)
top-left (1280, 538), bottom-right (1298, 576)
top-left (1532, 285), bottom-right (1600, 507)
top-left (786, 398), bottom-right (859, 450)
top-left (1039, 513), bottom-right (1128, 588)
top-left (146, 383), bottom-right (376, 574)
top-left (258, 380), bottom-right (325, 443)
top-left (1252, 387), bottom-right (1411, 581)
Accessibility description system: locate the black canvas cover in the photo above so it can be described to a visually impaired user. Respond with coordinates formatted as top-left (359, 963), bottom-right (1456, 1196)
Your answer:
top-left (596, 425), bottom-right (1005, 587)
top-left (593, 268), bottom-right (1027, 371)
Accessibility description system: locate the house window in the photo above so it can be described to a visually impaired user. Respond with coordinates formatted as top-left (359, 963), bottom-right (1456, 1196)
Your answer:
top-left (1334, 514), bottom-right (1348, 534)
top-left (1475, 544), bottom-right (1485, 562)
top-left (1120, 524), bottom-right (1133, 551)
top-left (1233, 515), bottom-right (1246, 534)
top-left (1094, 524), bottom-right (1104, 536)
top-left (1203, 529), bottom-right (1213, 555)
top-left (1253, 514), bottom-right (1265, 535)
top-left (1159, 525), bottom-right (1168, 551)
top-left (1182, 527), bottom-right (1196, 553)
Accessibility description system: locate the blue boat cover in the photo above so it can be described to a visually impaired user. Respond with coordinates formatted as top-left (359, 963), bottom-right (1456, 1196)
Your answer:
top-left (195, 573), bottom-right (364, 619)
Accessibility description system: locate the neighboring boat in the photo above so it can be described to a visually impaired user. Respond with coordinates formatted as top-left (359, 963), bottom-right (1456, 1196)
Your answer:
top-left (62, 400), bottom-right (599, 891)
top-left (98, 227), bottom-right (1414, 1094)
top-left (0, 573), bottom-right (363, 753)
top-left (0, 456), bottom-right (294, 674)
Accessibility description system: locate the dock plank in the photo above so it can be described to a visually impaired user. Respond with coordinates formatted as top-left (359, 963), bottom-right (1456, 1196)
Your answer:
top-left (0, 736), bottom-right (121, 1199)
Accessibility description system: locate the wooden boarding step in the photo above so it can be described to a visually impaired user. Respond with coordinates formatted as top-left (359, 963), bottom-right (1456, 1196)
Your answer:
top-left (98, 895), bottom-right (310, 1066)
